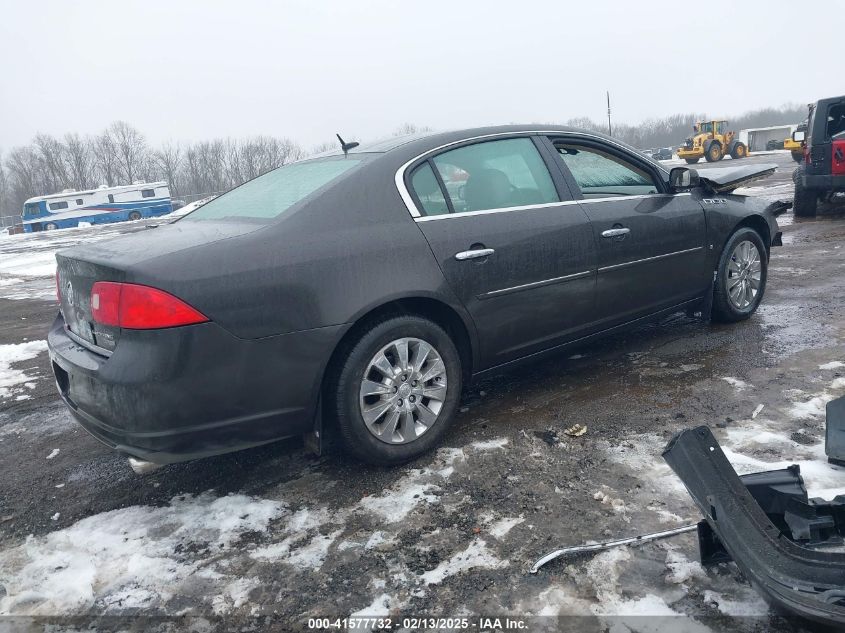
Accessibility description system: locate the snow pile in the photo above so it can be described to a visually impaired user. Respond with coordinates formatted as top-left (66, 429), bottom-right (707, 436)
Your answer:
top-left (0, 492), bottom-right (284, 615)
top-left (0, 340), bottom-right (48, 399)
top-left (420, 538), bottom-right (507, 585)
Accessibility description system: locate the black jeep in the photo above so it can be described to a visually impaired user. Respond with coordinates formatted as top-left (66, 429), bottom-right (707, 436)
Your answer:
top-left (793, 95), bottom-right (845, 217)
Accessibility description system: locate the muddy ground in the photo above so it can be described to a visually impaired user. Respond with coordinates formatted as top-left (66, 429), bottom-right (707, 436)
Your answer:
top-left (0, 152), bottom-right (843, 632)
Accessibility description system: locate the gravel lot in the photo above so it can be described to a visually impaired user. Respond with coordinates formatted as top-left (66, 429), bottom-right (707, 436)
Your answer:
top-left (1, 151), bottom-right (843, 631)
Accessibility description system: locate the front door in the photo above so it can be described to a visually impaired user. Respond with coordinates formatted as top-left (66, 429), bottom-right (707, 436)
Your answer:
top-left (544, 136), bottom-right (708, 328)
top-left (406, 136), bottom-right (598, 369)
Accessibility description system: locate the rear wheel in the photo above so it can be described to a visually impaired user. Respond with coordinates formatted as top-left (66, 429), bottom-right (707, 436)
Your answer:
top-left (684, 158), bottom-right (700, 164)
top-left (792, 166), bottom-right (818, 218)
top-left (705, 142), bottom-right (723, 162)
top-left (712, 228), bottom-right (767, 323)
top-left (332, 315), bottom-right (462, 464)
top-left (44, 222), bottom-right (57, 230)
top-left (730, 142), bottom-right (747, 159)
top-left (128, 211), bottom-right (142, 221)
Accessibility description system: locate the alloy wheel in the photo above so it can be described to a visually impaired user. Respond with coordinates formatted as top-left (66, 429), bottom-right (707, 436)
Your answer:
top-left (726, 240), bottom-right (761, 309)
top-left (358, 337), bottom-right (447, 444)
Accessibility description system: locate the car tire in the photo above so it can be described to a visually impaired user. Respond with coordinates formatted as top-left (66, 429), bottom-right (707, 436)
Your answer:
top-left (793, 166), bottom-right (818, 218)
top-left (128, 211), bottom-right (142, 221)
top-left (711, 227), bottom-right (767, 323)
top-left (705, 141), bottom-right (723, 162)
top-left (44, 222), bottom-right (57, 230)
top-left (730, 142), bottom-right (747, 159)
top-left (791, 151), bottom-right (803, 164)
top-left (684, 158), bottom-right (700, 164)
top-left (332, 315), bottom-right (462, 465)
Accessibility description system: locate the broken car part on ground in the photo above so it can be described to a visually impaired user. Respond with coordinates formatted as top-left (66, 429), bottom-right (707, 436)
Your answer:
top-left (664, 426), bottom-right (845, 627)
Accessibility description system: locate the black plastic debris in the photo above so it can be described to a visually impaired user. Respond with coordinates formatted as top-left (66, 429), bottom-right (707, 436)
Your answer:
top-left (826, 394), bottom-right (845, 466)
top-left (696, 465), bottom-right (845, 565)
top-left (663, 426), bottom-right (845, 627)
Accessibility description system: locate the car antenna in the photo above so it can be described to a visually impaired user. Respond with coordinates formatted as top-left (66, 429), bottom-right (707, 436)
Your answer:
top-left (336, 134), bottom-right (359, 156)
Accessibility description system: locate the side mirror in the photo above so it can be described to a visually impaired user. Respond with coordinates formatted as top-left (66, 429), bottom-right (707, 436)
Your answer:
top-left (669, 167), bottom-right (700, 191)
top-left (793, 130), bottom-right (806, 143)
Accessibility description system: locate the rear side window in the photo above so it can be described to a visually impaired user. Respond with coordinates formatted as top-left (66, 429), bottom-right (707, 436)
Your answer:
top-left (826, 103), bottom-right (845, 139)
top-left (410, 163), bottom-right (449, 216)
top-left (185, 158), bottom-right (361, 221)
top-left (141, 189), bottom-right (155, 198)
top-left (427, 138), bottom-right (559, 214)
top-left (555, 144), bottom-right (659, 197)
top-left (49, 201), bottom-right (69, 211)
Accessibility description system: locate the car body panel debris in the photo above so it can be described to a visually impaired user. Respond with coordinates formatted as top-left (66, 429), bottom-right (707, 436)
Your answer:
top-left (529, 524), bottom-right (697, 574)
top-left (663, 426), bottom-right (845, 627)
top-left (697, 163), bottom-right (779, 192)
top-left (826, 395), bottom-right (845, 466)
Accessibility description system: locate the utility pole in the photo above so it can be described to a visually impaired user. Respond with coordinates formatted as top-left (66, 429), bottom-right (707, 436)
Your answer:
top-left (607, 91), bottom-right (613, 137)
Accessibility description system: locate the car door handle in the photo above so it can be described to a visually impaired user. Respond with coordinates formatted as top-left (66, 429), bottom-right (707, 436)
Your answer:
top-left (601, 228), bottom-right (631, 238)
top-left (455, 248), bottom-right (495, 260)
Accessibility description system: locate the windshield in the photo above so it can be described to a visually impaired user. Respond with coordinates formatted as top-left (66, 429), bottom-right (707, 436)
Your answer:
top-left (183, 157), bottom-right (362, 221)
top-left (700, 122), bottom-right (713, 134)
top-left (22, 202), bottom-right (41, 217)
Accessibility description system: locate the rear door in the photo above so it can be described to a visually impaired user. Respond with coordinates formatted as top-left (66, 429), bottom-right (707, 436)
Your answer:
top-left (542, 135), bottom-right (707, 327)
top-left (405, 136), bottom-right (598, 369)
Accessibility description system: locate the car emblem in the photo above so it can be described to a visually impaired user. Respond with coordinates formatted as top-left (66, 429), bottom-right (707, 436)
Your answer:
top-left (66, 281), bottom-right (74, 306)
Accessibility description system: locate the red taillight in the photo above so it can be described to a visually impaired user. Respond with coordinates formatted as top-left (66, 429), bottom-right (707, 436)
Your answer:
top-left (90, 282), bottom-right (209, 329)
top-left (832, 140), bottom-right (845, 176)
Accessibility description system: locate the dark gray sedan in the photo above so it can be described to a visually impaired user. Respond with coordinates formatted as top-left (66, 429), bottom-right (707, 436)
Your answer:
top-left (49, 125), bottom-right (781, 467)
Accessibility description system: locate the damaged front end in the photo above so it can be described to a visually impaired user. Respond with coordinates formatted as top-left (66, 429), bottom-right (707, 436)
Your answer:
top-left (663, 426), bottom-right (845, 627)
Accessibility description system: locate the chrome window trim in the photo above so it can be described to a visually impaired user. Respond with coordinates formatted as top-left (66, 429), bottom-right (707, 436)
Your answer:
top-left (597, 246), bottom-right (704, 273)
top-left (413, 193), bottom-right (690, 222)
top-left (395, 129), bottom-right (671, 219)
top-left (480, 270), bottom-right (593, 300)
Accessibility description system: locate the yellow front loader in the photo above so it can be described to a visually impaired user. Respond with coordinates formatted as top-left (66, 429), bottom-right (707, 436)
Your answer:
top-left (677, 120), bottom-right (748, 164)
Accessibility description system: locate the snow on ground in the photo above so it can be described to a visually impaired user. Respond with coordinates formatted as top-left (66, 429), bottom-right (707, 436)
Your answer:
top-left (0, 492), bottom-right (284, 615)
top-left (0, 340), bottom-right (48, 400)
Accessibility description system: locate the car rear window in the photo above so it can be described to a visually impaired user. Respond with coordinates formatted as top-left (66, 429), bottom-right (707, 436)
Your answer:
top-left (184, 157), bottom-right (361, 221)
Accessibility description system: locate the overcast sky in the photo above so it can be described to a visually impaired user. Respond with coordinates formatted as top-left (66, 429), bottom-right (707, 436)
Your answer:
top-left (0, 0), bottom-right (838, 150)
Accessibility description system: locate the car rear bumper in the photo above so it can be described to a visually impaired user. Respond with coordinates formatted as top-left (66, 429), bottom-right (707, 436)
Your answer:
top-left (48, 313), bottom-right (344, 464)
top-left (803, 174), bottom-right (845, 191)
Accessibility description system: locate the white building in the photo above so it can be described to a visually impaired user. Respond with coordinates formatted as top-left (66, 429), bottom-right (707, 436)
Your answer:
top-left (738, 125), bottom-right (799, 152)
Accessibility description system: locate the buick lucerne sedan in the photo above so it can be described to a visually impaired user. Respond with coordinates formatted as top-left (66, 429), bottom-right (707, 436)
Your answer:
top-left (49, 125), bottom-right (781, 467)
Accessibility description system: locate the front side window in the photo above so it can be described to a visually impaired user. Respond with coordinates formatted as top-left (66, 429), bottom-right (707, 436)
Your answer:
top-left (423, 137), bottom-right (558, 214)
top-left (141, 189), bottom-right (155, 198)
top-left (76, 198), bottom-right (83, 205)
top-left (185, 157), bottom-right (361, 221)
top-left (49, 201), bottom-right (69, 211)
top-left (555, 143), bottom-right (660, 198)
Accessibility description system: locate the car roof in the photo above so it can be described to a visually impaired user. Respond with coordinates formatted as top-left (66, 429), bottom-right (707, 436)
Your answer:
top-left (315, 124), bottom-right (650, 164)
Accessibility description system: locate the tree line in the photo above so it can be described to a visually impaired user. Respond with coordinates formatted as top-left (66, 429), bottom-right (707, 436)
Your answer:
top-left (562, 104), bottom-right (808, 150)
top-left (0, 105), bottom-right (808, 226)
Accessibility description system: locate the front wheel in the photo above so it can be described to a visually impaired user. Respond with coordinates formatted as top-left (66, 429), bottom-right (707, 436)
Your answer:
top-left (128, 211), bottom-right (142, 221)
top-left (332, 315), bottom-right (462, 464)
top-left (705, 142), bottom-right (723, 162)
top-left (730, 142), bottom-right (747, 159)
top-left (44, 222), bottom-right (57, 230)
top-left (684, 157), bottom-right (700, 164)
top-left (712, 228), bottom-right (767, 323)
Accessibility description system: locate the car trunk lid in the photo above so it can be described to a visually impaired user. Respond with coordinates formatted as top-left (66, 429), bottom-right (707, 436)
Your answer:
top-left (55, 220), bottom-right (263, 353)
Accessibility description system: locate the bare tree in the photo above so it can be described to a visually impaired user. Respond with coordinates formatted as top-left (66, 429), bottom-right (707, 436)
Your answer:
top-left (154, 142), bottom-right (183, 195)
top-left (63, 133), bottom-right (95, 190)
top-left (93, 131), bottom-right (118, 186)
top-left (33, 134), bottom-right (70, 192)
top-left (109, 121), bottom-right (148, 184)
